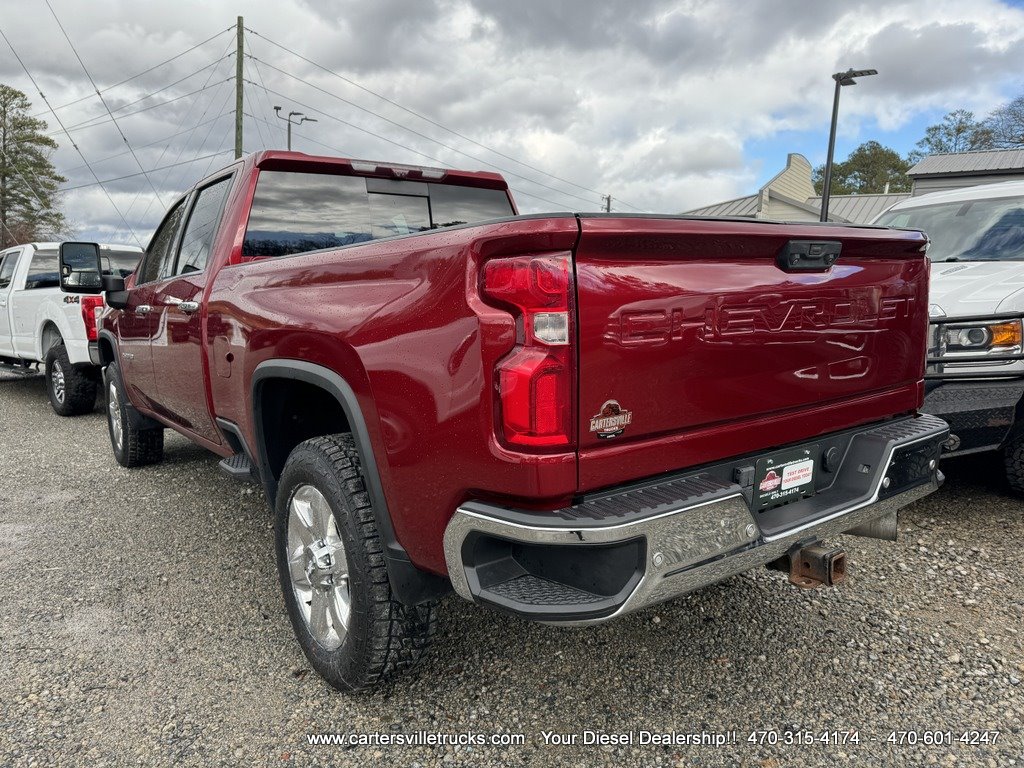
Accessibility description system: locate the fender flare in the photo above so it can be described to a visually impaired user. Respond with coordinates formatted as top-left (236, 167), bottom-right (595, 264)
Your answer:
top-left (252, 359), bottom-right (450, 605)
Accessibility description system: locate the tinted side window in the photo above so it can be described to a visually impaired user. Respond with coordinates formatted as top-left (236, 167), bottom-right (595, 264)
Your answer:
top-left (243, 172), bottom-right (371, 257)
top-left (429, 185), bottom-right (513, 228)
top-left (0, 253), bottom-right (18, 289)
top-left (176, 176), bottom-right (232, 275)
top-left (25, 248), bottom-right (59, 290)
top-left (137, 200), bottom-right (187, 284)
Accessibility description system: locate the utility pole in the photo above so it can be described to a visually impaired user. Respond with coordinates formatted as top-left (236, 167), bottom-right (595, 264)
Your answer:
top-left (603, 194), bottom-right (612, 213)
top-left (234, 16), bottom-right (243, 159)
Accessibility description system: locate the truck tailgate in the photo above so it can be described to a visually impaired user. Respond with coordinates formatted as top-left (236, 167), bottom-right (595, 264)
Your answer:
top-left (575, 216), bottom-right (930, 491)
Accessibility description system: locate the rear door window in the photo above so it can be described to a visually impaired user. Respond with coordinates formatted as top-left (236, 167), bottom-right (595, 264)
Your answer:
top-left (25, 248), bottom-right (59, 290)
top-left (0, 252), bottom-right (18, 289)
top-left (174, 176), bottom-right (233, 275)
top-left (137, 199), bottom-right (187, 284)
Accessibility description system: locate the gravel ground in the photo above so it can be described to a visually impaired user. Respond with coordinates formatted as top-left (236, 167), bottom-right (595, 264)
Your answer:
top-left (1, 369), bottom-right (1022, 767)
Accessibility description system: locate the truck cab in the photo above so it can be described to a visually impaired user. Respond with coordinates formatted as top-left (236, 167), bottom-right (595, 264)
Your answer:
top-left (875, 181), bottom-right (1024, 489)
top-left (0, 241), bottom-right (142, 415)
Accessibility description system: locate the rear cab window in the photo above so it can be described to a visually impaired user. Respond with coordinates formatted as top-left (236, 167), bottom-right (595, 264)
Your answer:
top-left (242, 170), bottom-right (515, 258)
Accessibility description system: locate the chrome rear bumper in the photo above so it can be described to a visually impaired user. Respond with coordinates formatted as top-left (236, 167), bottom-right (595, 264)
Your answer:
top-left (443, 414), bottom-right (948, 625)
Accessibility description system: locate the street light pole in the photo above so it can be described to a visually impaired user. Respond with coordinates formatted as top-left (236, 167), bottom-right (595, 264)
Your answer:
top-left (820, 67), bottom-right (878, 222)
top-left (273, 106), bottom-right (318, 151)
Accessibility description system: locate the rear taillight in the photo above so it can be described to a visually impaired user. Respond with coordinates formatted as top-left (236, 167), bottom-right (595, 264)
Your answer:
top-left (482, 254), bottom-right (574, 449)
top-left (81, 295), bottom-right (104, 342)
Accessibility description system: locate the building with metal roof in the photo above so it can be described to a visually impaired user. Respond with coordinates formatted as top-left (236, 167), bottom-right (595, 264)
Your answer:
top-left (684, 153), bottom-right (909, 224)
top-left (907, 149), bottom-right (1024, 196)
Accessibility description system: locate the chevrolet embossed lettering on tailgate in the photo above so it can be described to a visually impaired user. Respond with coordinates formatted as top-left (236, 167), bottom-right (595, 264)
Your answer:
top-left (573, 216), bottom-right (930, 490)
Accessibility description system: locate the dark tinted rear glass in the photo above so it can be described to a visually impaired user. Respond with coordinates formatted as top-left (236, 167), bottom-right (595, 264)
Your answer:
top-left (243, 170), bottom-right (515, 258)
top-left (429, 184), bottom-right (514, 228)
top-left (244, 173), bottom-right (372, 257)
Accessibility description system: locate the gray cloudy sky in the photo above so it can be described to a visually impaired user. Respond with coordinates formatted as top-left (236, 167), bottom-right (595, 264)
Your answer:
top-left (1, 0), bottom-right (1023, 244)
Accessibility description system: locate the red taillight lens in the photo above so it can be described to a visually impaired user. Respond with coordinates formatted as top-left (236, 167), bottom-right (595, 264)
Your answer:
top-left (482, 254), bottom-right (574, 449)
top-left (81, 295), bottom-right (104, 341)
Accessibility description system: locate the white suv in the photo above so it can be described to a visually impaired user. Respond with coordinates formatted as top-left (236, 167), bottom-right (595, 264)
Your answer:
top-left (0, 241), bottom-right (142, 415)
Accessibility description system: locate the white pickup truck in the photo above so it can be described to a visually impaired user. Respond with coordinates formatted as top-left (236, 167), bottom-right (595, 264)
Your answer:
top-left (0, 241), bottom-right (142, 415)
top-left (875, 181), bottom-right (1024, 491)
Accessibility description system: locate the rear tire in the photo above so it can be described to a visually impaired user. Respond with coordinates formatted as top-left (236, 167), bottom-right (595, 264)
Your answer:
top-left (1003, 433), bottom-right (1024, 495)
top-left (275, 433), bottom-right (436, 692)
top-left (45, 341), bottom-right (96, 416)
top-left (105, 360), bottom-right (163, 467)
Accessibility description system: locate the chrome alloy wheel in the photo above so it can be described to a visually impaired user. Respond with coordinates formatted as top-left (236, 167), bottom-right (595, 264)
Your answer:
top-left (287, 484), bottom-right (351, 650)
top-left (51, 360), bottom-right (66, 404)
top-left (108, 380), bottom-right (124, 450)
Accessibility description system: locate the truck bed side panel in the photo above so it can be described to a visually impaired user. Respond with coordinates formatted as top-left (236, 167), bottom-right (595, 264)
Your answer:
top-left (207, 217), bottom-right (580, 575)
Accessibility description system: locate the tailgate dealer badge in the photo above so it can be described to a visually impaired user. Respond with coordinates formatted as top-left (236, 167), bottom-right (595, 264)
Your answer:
top-left (590, 400), bottom-right (633, 439)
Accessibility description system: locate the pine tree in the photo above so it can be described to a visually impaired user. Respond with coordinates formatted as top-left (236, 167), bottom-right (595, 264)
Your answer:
top-left (0, 84), bottom-right (68, 248)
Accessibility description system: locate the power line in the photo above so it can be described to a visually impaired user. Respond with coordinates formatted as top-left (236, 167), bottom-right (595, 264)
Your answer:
top-left (0, 146), bottom-right (61, 235)
top-left (248, 45), bottom-right (288, 146)
top-left (250, 56), bottom-right (602, 209)
top-left (60, 112), bottom-right (232, 176)
top-left (242, 58), bottom-right (269, 151)
top-left (50, 79), bottom-right (233, 137)
top-left (0, 24), bottom-right (142, 246)
top-left (158, 83), bottom-right (235, 198)
top-left (60, 151), bottom-right (235, 191)
top-left (45, 0), bottom-right (165, 208)
top-left (31, 25), bottom-right (233, 118)
top-left (247, 27), bottom-right (612, 202)
top-left (121, 38), bottom-right (237, 231)
top-left (51, 55), bottom-right (231, 135)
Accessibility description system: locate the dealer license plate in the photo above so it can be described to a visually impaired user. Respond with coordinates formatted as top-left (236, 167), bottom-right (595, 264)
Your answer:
top-left (753, 444), bottom-right (818, 511)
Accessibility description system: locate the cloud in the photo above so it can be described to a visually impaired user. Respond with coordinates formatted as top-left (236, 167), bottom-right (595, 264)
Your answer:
top-left (0, 0), bottom-right (1022, 240)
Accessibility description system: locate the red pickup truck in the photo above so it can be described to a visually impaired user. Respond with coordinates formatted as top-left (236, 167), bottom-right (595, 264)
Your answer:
top-left (59, 151), bottom-right (948, 691)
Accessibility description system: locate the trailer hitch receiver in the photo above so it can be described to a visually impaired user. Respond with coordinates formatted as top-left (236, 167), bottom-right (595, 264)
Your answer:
top-left (768, 542), bottom-right (847, 589)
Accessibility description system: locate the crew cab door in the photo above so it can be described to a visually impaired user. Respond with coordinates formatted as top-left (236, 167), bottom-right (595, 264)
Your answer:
top-left (0, 249), bottom-right (21, 357)
top-left (117, 199), bottom-right (189, 409)
top-left (148, 174), bottom-right (233, 444)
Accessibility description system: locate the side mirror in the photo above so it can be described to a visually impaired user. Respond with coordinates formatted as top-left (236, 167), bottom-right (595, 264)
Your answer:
top-left (59, 242), bottom-right (102, 294)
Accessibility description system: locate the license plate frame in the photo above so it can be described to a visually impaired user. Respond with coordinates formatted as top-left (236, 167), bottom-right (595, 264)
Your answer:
top-left (753, 444), bottom-right (819, 512)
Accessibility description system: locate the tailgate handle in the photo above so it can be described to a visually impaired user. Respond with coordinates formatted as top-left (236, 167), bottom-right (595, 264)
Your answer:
top-left (777, 240), bottom-right (841, 272)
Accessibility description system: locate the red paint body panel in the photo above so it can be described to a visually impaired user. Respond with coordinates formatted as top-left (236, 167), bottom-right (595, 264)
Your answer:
top-left (206, 215), bottom-right (581, 574)
top-left (104, 152), bottom-right (931, 579)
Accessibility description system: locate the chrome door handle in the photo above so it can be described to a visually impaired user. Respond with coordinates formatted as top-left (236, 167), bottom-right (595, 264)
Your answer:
top-left (134, 304), bottom-right (152, 315)
top-left (177, 301), bottom-right (200, 314)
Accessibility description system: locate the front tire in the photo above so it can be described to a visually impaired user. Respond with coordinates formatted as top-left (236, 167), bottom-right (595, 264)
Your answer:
top-left (105, 360), bottom-right (164, 467)
top-left (1003, 433), bottom-right (1024, 495)
top-left (275, 434), bottom-right (436, 692)
top-left (45, 341), bottom-right (96, 416)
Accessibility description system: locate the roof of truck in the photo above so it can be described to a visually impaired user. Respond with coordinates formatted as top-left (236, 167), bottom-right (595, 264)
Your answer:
top-left (15, 242), bottom-right (143, 251)
top-left (886, 180), bottom-right (1024, 211)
